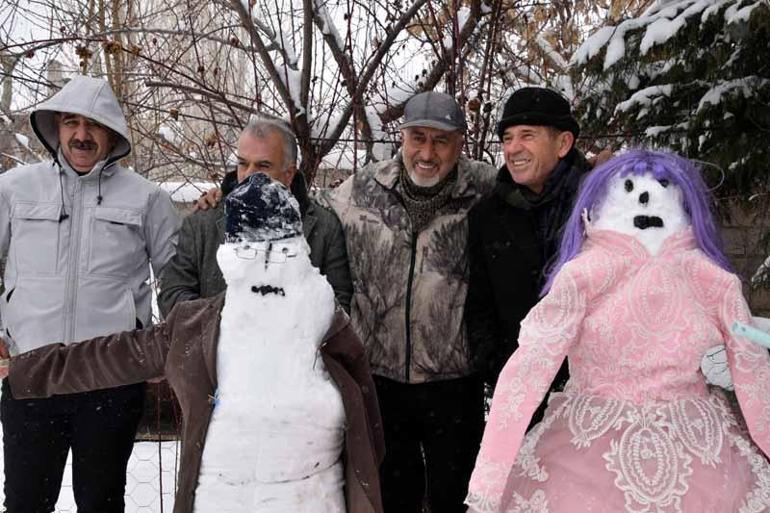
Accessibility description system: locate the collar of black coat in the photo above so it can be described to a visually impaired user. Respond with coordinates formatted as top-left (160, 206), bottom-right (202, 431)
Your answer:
top-left (495, 148), bottom-right (587, 210)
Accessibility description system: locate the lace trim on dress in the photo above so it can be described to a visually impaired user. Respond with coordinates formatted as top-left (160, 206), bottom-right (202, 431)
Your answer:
top-left (603, 412), bottom-right (693, 513)
top-left (465, 461), bottom-right (511, 513)
top-left (717, 398), bottom-right (770, 513)
top-left (561, 394), bottom-right (735, 513)
top-left (568, 394), bottom-right (625, 448)
top-left (508, 490), bottom-right (550, 513)
top-left (516, 399), bottom-right (570, 482)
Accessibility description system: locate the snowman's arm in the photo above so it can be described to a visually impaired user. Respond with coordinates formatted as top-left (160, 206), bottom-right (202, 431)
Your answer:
top-left (466, 262), bottom-right (589, 512)
top-left (8, 316), bottom-right (175, 399)
top-left (720, 277), bottom-right (770, 457)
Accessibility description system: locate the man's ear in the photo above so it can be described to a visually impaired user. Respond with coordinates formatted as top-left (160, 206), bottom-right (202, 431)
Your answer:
top-left (557, 131), bottom-right (575, 158)
top-left (284, 164), bottom-right (298, 188)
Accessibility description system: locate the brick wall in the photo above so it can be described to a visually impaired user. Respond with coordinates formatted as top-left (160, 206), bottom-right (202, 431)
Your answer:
top-left (721, 201), bottom-right (770, 316)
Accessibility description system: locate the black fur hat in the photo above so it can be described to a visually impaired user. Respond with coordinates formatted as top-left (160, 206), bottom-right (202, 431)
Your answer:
top-left (497, 87), bottom-right (580, 140)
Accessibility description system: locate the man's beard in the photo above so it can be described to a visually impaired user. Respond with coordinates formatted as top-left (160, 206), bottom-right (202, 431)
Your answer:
top-left (407, 167), bottom-right (442, 187)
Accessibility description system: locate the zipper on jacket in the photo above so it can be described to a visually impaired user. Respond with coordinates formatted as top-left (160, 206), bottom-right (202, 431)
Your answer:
top-left (62, 177), bottom-right (83, 343)
top-left (404, 231), bottom-right (418, 382)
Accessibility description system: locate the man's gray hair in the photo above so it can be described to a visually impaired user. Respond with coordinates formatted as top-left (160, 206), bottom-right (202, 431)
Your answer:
top-left (243, 114), bottom-right (298, 170)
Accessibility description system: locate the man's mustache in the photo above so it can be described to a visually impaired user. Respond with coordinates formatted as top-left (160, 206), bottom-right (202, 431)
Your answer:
top-left (69, 139), bottom-right (97, 151)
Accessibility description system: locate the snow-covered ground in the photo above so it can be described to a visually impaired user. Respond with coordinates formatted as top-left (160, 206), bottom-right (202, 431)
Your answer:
top-left (0, 430), bottom-right (179, 513)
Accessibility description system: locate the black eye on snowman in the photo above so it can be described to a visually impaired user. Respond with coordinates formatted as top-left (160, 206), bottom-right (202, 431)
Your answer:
top-left (624, 179), bottom-right (634, 192)
top-left (658, 179), bottom-right (670, 188)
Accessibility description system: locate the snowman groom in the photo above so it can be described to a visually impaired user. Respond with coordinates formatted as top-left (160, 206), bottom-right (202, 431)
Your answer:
top-left (3, 172), bottom-right (384, 513)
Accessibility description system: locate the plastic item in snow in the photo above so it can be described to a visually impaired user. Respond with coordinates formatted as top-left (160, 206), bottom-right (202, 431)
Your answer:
top-left (731, 320), bottom-right (770, 349)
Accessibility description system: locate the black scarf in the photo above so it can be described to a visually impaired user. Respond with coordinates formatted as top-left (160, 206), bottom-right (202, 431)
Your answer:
top-left (495, 148), bottom-right (588, 262)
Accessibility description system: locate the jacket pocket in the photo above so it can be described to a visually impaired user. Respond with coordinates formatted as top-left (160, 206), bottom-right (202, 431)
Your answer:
top-left (0, 276), bottom-right (66, 353)
top-left (89, 207), bottom-right (145, 277)
top-left (74, 283), bottom-right (136, 342)
top-left (10, 202), bottom-right (61, 274)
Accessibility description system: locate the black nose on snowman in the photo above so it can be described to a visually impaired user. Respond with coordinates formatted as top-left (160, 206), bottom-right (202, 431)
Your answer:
top-left (639, 191), bottom-right (649, 205)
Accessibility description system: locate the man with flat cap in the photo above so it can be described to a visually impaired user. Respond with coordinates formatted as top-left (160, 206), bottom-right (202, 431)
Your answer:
top-left (320, 91), bottom-right (496, 513)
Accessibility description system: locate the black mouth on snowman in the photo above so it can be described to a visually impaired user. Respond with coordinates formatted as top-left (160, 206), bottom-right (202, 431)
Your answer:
top-left (633, 215), bottom-right (664, 230)
top-left (251, 285), bottom-right (286, 297)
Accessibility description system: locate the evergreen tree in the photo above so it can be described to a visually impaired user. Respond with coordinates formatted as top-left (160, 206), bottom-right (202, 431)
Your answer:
top-left (572, 0), bottom-right (770, 198)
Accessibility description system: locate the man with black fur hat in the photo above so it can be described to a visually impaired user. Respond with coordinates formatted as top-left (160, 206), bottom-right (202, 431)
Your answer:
top-left (465, 87), bottom-right (602, 416)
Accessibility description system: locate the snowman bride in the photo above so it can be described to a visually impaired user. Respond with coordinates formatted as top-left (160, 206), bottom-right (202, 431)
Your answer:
top-left (466, 150), bottom-right (770, 513)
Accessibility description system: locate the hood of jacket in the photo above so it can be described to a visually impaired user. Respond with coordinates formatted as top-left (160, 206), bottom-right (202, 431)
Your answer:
top-left (29, 75), bottom-right (131, 168)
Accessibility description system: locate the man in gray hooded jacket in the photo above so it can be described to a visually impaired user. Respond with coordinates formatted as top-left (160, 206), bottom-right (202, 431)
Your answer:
top-left (0, 75), bottom-right (180, 512)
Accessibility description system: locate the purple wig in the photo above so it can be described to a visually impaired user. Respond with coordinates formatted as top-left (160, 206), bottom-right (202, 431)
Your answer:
top-left (542, 149), bottom-right (733, 294)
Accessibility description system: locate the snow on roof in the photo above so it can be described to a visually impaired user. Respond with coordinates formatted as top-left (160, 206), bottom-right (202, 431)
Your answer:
top-left (158, 181), bottom-right (217, 203)
top-left (320, 147), bottom-right (369, 170)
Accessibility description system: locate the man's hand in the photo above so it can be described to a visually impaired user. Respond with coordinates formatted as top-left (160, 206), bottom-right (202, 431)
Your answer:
top-left (587, 147), bottom-right (613, 169)
top-left (0, 337), bottom-right (9, 380)
top-left (0, 336), bottom-right (9, 360)
top-left (193, 187), bottom-right (222, 211)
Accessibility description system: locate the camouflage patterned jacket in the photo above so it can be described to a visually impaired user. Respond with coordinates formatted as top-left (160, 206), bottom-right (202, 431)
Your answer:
top-left (324, 154), bottom-right (495, 384)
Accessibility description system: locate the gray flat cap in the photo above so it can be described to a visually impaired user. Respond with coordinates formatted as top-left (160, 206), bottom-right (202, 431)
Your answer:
top-left (399, 91), bottom-right (467, 133)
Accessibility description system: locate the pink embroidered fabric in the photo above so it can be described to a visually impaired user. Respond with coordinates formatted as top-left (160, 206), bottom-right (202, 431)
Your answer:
top-left (466, 229), bottom-right (770, 513)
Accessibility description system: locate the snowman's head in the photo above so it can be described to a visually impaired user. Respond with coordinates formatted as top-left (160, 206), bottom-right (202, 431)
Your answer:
top-left (542, 149), bottom-right (733, 293)
top-left (217, 172), bottom-right (315, 298)
top-left (590, 169), bottom-right (688, 255)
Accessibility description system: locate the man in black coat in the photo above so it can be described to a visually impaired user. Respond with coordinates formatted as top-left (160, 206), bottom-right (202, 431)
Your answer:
top-left (466, 88), bottom-right (594, 422)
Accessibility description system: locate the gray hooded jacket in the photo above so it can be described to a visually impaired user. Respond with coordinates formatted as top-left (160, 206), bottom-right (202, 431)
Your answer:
top-left (0, 75), bottom-right (180, 355)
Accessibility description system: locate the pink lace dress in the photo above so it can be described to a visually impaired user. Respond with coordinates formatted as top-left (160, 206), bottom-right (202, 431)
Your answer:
top-left (467, 229), bottom-right (770, 513)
